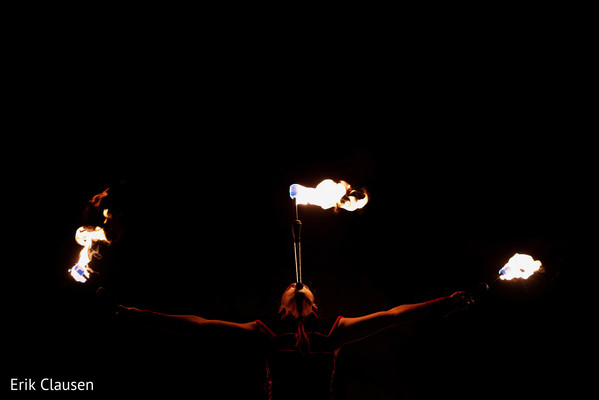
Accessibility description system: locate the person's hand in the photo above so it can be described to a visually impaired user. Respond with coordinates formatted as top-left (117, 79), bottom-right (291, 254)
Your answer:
top-left (94, 287), bottom-right (121, 319)
top-left (449, 291), bottom-right (474, 311)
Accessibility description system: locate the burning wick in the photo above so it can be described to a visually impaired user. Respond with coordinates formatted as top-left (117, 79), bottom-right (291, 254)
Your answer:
top-left (69, 188), bottom-right (112, 283)
top-left (69, 226), bottom-right (111, 283)
top-left (499, 253), bottom-right (542, 281)
top-left (289, 179), bottom-right (368, 212)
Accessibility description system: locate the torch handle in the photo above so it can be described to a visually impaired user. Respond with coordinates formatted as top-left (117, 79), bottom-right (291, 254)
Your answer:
top-left (469, 282), bottom-right (490, 297)
top-left (292, 219), bottom-right (302, 243)
top-left (292, 220), bottom-right (302, 284)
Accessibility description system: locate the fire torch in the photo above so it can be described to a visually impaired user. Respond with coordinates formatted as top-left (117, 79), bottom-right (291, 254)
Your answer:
top-left (289, 179), bottom-right (369, 288)
top-left (444, 253), bottom-right (543, 318)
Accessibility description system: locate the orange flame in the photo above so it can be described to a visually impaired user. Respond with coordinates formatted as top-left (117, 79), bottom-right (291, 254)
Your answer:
top-left (89, 187), bottom-right (109, 208)
top-left (499, 253), bottom-right (542, 281)
top-left (290, 179), bottom-right (368, 211)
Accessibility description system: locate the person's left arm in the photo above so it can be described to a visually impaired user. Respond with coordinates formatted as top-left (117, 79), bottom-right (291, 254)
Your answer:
top-left (332, 291), bottom-right (467, 348)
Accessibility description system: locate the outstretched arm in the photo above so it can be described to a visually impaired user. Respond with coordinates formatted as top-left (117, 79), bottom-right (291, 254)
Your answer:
top-left (116, 306), bottom-right (259, 337)
top-left (333, 292), bottom-right (466, 348)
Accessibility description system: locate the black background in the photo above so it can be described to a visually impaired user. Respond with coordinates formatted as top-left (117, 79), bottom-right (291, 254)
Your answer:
top-left (5, 18), bottom-right (594, 399)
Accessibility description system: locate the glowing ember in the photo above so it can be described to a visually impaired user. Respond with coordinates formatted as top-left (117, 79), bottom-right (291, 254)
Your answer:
top-left (499, 253), bottom-right (542, 281)
top-left (289, 179), bottom-right (368, 211)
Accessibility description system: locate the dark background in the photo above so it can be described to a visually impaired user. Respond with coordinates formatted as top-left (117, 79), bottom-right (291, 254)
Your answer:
top-left (5, 18), bottom-right (594, 399)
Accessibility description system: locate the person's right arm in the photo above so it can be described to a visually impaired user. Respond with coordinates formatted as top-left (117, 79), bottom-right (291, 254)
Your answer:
top-left (116, 306), bottom-right (259, 337)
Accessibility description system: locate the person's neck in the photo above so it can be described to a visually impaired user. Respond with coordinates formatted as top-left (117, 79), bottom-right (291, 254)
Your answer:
top-left (285, 300), bottom-right (312, 320)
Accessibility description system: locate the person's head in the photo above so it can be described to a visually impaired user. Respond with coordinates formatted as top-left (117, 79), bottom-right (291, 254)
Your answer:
top-left (279, 282), bottom-right (318, 318)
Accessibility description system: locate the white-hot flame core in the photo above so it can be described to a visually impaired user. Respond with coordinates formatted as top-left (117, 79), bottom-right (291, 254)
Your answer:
top-left (69, 225), bottom-right (110, 283)
top-left (499, 253), bottom-right (542, 280)
top-left (290, 179), bottom-right (368, 211)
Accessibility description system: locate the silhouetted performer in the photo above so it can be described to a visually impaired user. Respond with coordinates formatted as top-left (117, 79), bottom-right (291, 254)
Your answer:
top-left (116, 283), bottom-right (467, 399)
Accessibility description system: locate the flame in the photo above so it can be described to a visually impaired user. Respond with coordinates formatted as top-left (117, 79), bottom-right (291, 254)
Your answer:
top-left (69, 188), bottom-right (113, 283)
top-left (499, 253), bottom-right (542, 281)
top-left (69, 226), bottom-right (111, 283)
top-left (103, 208), bottom-right (111, 223)
top-left (89, 187), bottom-right (109, 208)
top-left (289, 179), bottom-right (368, 211)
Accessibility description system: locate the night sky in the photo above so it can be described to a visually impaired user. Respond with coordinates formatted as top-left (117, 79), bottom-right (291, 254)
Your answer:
top-left (6, 33), bottom-right (592, 399)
